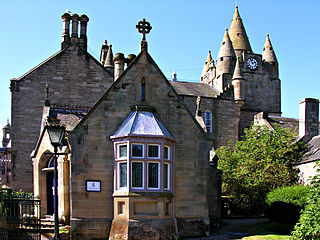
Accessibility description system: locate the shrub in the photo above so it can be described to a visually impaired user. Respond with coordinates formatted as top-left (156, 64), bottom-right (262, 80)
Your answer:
top-left (291, 164), bottom-right (320, 240)
top-left (266, 185), bottom-right (309, 207)
top-left (217, 124), bottom-right (305, 217)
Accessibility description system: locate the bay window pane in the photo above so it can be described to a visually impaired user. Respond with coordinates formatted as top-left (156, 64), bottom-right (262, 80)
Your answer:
top-left (164, 146), bottom-right (169, 160)
top-left (119, 145), bottom-right (127, 158)
top-left (132, 144), bottom-right (143, 157)
top-left (132, 162), bottom-right (143, 188)
top-left (164, 163), bottom-right (169, 189)
top-left (148, 145), bottom-right (159, 158)
top-left (148, 162), bottom-right (159, 189)
top-left (119, 162), bottom-right (127, 188)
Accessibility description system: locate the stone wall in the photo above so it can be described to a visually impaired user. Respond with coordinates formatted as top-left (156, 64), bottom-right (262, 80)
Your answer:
top-left (69, 51), bottom-right (220, 239)
top-left (10, 44), bottom-right (113, 192)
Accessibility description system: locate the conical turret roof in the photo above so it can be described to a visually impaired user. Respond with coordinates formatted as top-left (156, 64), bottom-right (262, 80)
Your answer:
top-left (104, 44), bottom-right (114, 67)
top-left (229, 6), bottom-right (252, 52)
top-left (232, 57), bottom-right (244, 80)
top-left (205, 50), bottom-right (212, 63)
top-left (202, 51), bottom-right (213, 76)
top-left (262, 34), bottom-right (277, 63)
top-left (217, 29), bottom-right (236, 59)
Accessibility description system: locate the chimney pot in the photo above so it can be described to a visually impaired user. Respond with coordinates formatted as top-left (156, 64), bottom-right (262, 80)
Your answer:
top-left (71, 14), bottom-right (80, 43)
top-left (79, 14), bottom-right (89, 51)
top-left (113, 53), bottom-right (125, 81)
top-left (61, 13), bottom-right (71, 49)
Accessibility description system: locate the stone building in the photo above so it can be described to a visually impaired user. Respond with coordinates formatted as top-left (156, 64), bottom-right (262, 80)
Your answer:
top-left (11, 6), bottom-right (286, 239)
top-left (0, 120), bottom-right (11, 186)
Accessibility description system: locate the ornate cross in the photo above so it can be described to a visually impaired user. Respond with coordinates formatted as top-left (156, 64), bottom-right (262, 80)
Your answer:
top-left (136, 18), bottom-right (152, 41)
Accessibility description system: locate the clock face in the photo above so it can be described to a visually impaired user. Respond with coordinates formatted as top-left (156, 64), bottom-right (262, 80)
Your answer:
top-left (246, 57), bottom-right (258, 70)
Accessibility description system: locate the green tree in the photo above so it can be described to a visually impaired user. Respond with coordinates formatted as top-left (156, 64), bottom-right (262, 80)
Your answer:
top-left (217, 124), bottom-right (305, 216)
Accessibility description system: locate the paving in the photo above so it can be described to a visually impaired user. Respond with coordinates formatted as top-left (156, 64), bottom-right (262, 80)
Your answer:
top-left (185, 218), bottom-right (269, 240)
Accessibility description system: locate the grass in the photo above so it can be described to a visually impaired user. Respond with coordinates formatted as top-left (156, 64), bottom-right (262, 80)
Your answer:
top-left (240, 222), bottom-right (292, 240)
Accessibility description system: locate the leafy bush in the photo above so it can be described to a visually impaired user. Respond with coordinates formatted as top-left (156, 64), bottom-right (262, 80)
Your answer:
top-left (266, 185), bottom-right (309, 207)
top-left (217, 124), bottom-right (305, 217)
top-left (291, 163), bottom-right (320, 240)
top-left (0, 187), bottom-right (33, 199)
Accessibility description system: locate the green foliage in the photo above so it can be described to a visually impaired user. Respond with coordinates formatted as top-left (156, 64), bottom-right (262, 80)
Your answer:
top-left (266, 185), bottom-right (309, 207)
top-left (291, 162), bottom-right (320, 240)
top-left (217, 124), bottom-right (305, 216)
top-left (266, 185), bottom-right (309, 224)
top-left (0, 187), bottom-right (33, 199)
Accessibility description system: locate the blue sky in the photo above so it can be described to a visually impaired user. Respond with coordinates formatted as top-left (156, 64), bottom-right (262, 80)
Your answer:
top-left (1, 0), bottom-right (319, 125)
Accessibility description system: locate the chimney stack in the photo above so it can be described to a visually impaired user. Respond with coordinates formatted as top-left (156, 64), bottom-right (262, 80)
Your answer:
top-left (100, 40), bottom-right (109, 65)
top-left (79, 14), bottom-right (89, 51)
top-left (113, 53), bottom-right (125, 81)
top-left (71, 14), bottom-right (80, 43)
top-left (299, 98), bottom-right (319, 141)
top-left (61, 13), bottom-right (71, 49)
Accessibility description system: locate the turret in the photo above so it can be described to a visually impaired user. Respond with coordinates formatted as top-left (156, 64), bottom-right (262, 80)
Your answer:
top-left (104, 45), bottom-right (114, 75)
top-left (200, 51), bottom-right (216, 85)
top-left (2, 120), bottom-right (11, 148)
top-left (262, 34), bottom-right (278, 79)
top-left (216, 29), bottom-right (236, 79)
top-left (229, 6), bottom-right (252, 54)
top-left (232, 57), bottom-right (245, 102)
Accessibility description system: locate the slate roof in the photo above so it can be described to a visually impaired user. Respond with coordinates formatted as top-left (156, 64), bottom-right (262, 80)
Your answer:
top-left (299, 135), bottom-right (320, 164)
top-left (267, 116), bottom-right (299, 135)
top-left (112, 111), bottom-right (173, 139)
top-left (49, 106), bottom-right (89, 131)
top-left (170, 81), bottom-right (220, 98)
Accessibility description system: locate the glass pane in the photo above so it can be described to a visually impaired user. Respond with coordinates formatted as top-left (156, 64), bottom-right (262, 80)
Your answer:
top-left (119, 145), bottom-right (127, 158)
top-left (132, 144), bottom-right (143, 157)
top-left (148, 145), bottom-right (159, 158)
top-left (164, 163), bottom-right (169, 189)
top-left (132, 162), bottom-right (143, 188)
top-left (205, 111), bottom-right (212, 132)
top-left (148, 162), bottom-right (159, 189)
top-left (164, 146), bottom-right (169, 160)
top-left (119, 163), bottom-right (127, 188)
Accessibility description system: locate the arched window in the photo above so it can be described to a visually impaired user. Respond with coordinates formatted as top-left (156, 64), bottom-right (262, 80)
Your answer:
top-left (141, 78), bottom-right (146, 101)
top-left (205, 110), bottom-right (212, 133)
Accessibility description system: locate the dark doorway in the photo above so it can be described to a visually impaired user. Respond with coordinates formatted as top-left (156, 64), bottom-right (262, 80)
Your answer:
top-left (46, 171), bottom-right (54, 215)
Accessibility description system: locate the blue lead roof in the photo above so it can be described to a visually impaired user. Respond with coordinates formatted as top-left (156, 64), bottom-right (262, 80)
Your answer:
top-left (112, 111), bottom-right (173, 138)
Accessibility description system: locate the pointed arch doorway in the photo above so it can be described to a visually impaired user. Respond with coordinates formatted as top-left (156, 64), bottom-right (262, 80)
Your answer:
top-left (42, 156), bottom-right (55, 216)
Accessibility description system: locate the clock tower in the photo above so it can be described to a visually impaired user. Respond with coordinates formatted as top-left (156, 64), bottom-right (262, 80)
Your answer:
top-left (201, 6), bottom-right (280, 136)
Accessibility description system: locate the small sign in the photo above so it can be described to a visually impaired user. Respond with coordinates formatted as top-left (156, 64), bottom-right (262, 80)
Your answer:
top-left (86, 180), bottom-right (101, 192)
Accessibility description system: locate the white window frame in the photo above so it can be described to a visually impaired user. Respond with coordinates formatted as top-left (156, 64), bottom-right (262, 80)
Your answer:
top-left (131, 143), bottom-right (144, 158)
top-left (147, 144), bottom-right (160, 159)
top-left (117, 143), bottom-right (128, 159)
top-left (147, 161), bottom-right (160, 190)
top-left (164, 145), bottom-right (170, 160)
top-left (117, 161), bottom-right (128, 190)
top-left (205, 110), bottom-right (212, 133)
top-left (131, 161), bottom-right (144, 190)
top-left (164, 163), bottom-right (170, 190)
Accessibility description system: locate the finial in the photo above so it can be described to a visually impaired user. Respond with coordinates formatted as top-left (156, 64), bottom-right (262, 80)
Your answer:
top-left (136, 18), bottom-right (152, 41)
top-left (196, 96), bottom-right (201, 116)
top-left (45, 84), bottom-right (50, 107)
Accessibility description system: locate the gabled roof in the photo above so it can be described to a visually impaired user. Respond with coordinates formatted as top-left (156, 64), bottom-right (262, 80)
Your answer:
top-left (170, 81), bottom-right (220, 98)
top-left (111, 111), bottom-right (173, 139)
top-left (72, 48), bottom-right (213, 141)
top-left (12, 44), bottom-right (113, 81)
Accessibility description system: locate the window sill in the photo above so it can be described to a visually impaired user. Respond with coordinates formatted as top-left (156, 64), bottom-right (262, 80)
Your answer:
top-left (113, 191), bottom-right (173, 198)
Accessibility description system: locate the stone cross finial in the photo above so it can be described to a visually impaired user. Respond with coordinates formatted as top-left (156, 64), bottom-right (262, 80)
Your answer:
top-left (45, 84), bottom-right (51, 107)
top-left (136, 18), bottom-right (152, 41)
top-left (196, 96), bottom-right (201, 116)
